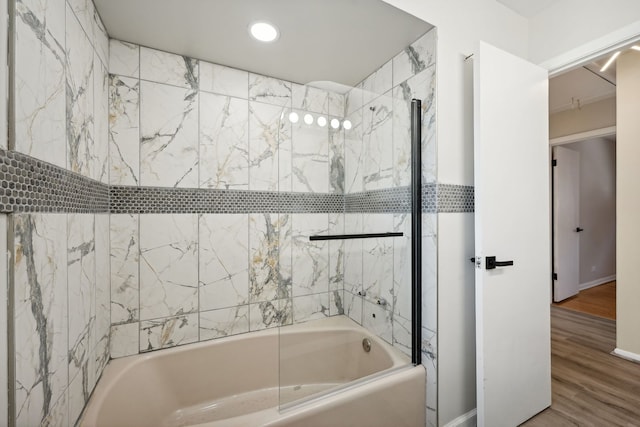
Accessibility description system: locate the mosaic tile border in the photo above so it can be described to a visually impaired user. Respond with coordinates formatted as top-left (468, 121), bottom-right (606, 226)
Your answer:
top-left (0, 149), bottom-right (109, 213)
top-left (0, 150), bottom-right (474, 214)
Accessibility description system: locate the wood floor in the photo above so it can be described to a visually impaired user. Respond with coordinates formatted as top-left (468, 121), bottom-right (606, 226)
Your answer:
top-left (522, 306), bottom-right (640, 426)
top-left (554, 281), bottom-right (616, 320)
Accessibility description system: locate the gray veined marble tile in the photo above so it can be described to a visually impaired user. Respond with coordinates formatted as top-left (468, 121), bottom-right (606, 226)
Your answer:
top-left (393, 29), bottom-right (436, 87)
top-left (292, 84), bottom-right (329, 114)
top-left (249, 298), bottom-right (291, 331)
top-left (343, 213), bottom-right (363, 296)
top-left (328, 91), bottom-right (345, 117)
top-left (140, 46), bottom-right (198, 89)
top-left (363, 299), bottom-right (392, 344)
top-left (67, 0), bottom-right (95, 44)
top-left (43, 391), bottom-right (68, 427)
top-left (249, 73), bottom-right (291, 107)
top-left (291, 214), bottom-right (329, 297)
top-left (345, 84), bottom-right (363, 117)
top-left (13, 214), bottom-right (68, 426)
top-left (110, 323), bottom-right (139, 358)
top-left (140, 313), bottom-right (199, 352)
top-left (249, 213), bottom-right (289, 303)
top-left (199, 61), bottom-right (248, 99)
top-left (69, 363), bottom-right (90, 425)
top-left (139, 214), bottom-right (198, 320)
top-left (362, 93), bottom-right (393, 191)
top-left (291, 114), bottom-right (329, 193)
top-left (392, 313), bottom-right (412, 357)
top-left (343, 291), bottom-right (363, 325)
top-left (329, 123), bottom-right (345, 194)
top-left (328, 213), bottom-right (345, 293)
top-left (93, 214), bottom-right (110, 369)
top-left (93, 53), bottom-right (109, 183)
top-left (199, 214), bottom-right (249, 311)
top-left (248, 102), bottom-right (289, 191)
top-left (110, 214), bottom-right (139, 324)
top-left (293, 293), bottom-right (330, 324)
top-left (362, 214), bottom-right (394, 308)
top-left (393, 66), bottom-right (437, 184)
top-left (66, 6), bottom-right (95, 178)
top-left (67, 214), bottom-right (96, 386)
top-left (422, 221), bottom-right (438, 334)
top-left (109, 75), bottom-right (140, 185)
top-left (362, 60), bottom-right (392, 106)
top-left (200, 306), bottom-right (249, 341)
top-left (109, 40), bottom-right (140, 78)
top-left (344, 110), bottom-right (363, 194)
top-left (330, 290), bottom-right (344, 316)
top-left (14, 0), bottom-right (66, 167)
top-left (200, 92), bottom-right (249, 190)
top-left (393, 213), bottom-right (412, 320)
top-left (140, 81), bottom-right (198, 188)
top-left (422, 327), bottom-right (438, 418)
top-left (93, 6), bottom-right (109, 68)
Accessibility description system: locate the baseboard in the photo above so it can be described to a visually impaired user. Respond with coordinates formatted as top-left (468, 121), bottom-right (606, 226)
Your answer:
top-left (443, 408), bottom-right (477, 427)
top-left (579, 275), bottom-right (616, 291)
top-left (612, 348), bottom-right (640, 364)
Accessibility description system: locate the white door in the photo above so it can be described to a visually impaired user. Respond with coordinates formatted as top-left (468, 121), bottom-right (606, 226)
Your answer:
top-left (474, 42), bottom-right (551, 427)
top-left (553, 146), bottom-right (581, 302)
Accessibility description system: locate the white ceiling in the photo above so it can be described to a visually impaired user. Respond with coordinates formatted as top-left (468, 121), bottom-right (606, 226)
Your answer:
top-left (549, 65), bottom-right (615, 113)
top-left (495, 0), bottom-right (561, 18)
top-left (94, 0), bottom-right (433, 87)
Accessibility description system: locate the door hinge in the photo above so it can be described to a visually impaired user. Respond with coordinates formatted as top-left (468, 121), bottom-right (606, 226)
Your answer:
top-left (552, 159), bottom-right (557, 167)
top-left (553, 272), bottom-right (558, 280)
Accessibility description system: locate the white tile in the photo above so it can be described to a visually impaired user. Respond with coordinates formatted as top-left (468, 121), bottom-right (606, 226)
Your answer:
top-left (140, 46), bottom-right (198, 89)
top-left (328, 213), bottom-right (345, 292)
top-left (249, 73), bottom-right (291, 106)
top-left (293, 293), bottom-right (330, 324)
top-left (362, 214), bottom-right (394, 307)
top-left (422, 327), bottom-right (438, 416)
top-left (393, 29), bottom-right (436, 87)
top-left (110, 323), bottom-right (139, 358)
top-left (13, 214), bottom-right (68, 426)
top-left (292, 84), bottom-right (329, 114)
top-left (363, 300), bottom-right (392, 344)
top-left (329, 124), bottom-right (345, 194)
top-left (344, 110), bottom-right (363, 194)
top-left (110, 214), bottom-right (139, 324)
top-left (291, 116), bottom-right (329, 193)
top-left (93, 7), bottom-right (109, 68)
top-left (291, 214), bottom-right (329, 297)
top-left (14, 0), bottom-right (66, 166)
top-left (249, 299), bottom-right (291, 331)
top-left (199, 214), bottom-right (249, 310)
top-left (67, 0), bottom-right (94, 43)
top-left (345, 84), bottom-right (363, 116)
top-left (94, 214), bottom-right (110, 357)
top-left (392, 314), bottom-right (412, 357)
top-left (200, 306), bottom-right (249, 340)
top-left (139, 214), bottom-right (198, 320)
top-left (93, 54), bottom-right (109, 183)
top-left (140, 81), bottom-right (198, 187)
top-left (199, 92), bottom-right (249, 189)
top-left (329, 290), bottom-right (345, 316)
top-left (249, 213), bottom-right (283, 303)
top-left (109, 39), bottom-right (139, 78)
top-left (343, 291), bottom-right (363, 325)
top-left (362, 93), bottom-right (393, 190)
top-left (393, 214), bottom-right (412, 320)
top-left (328, 92), bottom-right (345, 117)
top-left (140, 313), bottom-right (199, 352)
top-left (249, 102), bottom-right (289, 191)
top-left (109, 75), bottom-right (140, 185)
top-left (362, 60), bottom-right (392, 106)
top-left (343, 214), bottom-right (363, 295)
top-left (200, 62), bottom-right (248, 98)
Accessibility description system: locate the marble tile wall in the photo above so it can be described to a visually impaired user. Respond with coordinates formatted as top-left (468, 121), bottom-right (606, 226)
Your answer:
top-left (108, 41), bottom-right (347, 357)
top-left (12, 0), bottom-right (110, 425)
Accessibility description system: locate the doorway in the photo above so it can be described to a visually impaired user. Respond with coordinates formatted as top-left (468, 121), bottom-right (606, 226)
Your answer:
top-left (549, 58), bottom-right (617, 321)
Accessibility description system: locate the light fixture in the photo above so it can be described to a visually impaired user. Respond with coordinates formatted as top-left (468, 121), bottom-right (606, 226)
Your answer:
top-left (249, 22), bottom-right (279, 43)
top-left (304, 114), bottom-right (314, 125)
top-left (600, 51), bottom-right (621, 72)
top-left (343, 120), bottom-right (352, 130)
top-left (330, 119), bottom-right (340, 129)
top-left (632, 46), bottom-right (640, 52)
top-left (317, 117), bottom-right (327, 127)
top-left (288, 112), bottom-right (299, 123)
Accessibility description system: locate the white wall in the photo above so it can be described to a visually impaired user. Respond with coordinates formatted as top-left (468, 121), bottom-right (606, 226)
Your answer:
top-left (529, 0), bottom-right (640, 69)
top-left (383, 1), bottom-right (529, 425)
top-left (564, 138), bottom-right (616, 286)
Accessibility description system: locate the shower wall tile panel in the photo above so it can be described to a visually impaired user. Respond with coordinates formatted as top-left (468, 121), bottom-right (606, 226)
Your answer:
top-left (109, 40), bottom-right (140, 78)
top-left (140, 47), bottom-right (198, 90)
top-left (392, 29), bottom-right (436, 87)
top-left (362, 93), bottom-right (393, 190)
top-left (329, 124), bottom-right (345, 194)
top-left (199, 61), bottom-right (248, 98)
top-left (140, 313), bottom-right (199, 352)
top-left (199, 214), bottom-right (249, 311)
top-left (248, 74), bottom-right (292, 107)
top-left (249, 102), bottom-right (288, 191)
top-left (200, 306), bottom-right (250, 341)
top-left (139, 81), bottom-right (199, 188)
top-left (199, 93), bottom-right (249, 190)
top-left (14, 0), bottom-right (67, 167)
top-left (139, 214), bottom-right (198, 320)
top-left (292, 84), bottom-right (329, 114)
top-left (109, 75), bottom-right (140, 186)
top-left (291, 118), bottom-right (329, 193)
top-left (110, 213), bottom-right (139, 324)
top-left (362, 213), bottom-right (394, 306)
top-left (291, 214), bottom-right (329, 297)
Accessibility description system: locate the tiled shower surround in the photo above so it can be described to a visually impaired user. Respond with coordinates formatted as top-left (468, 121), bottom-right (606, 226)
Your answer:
top-left (12, 0), bottom-right (110, 425)
top-left (9, 0), bottom-right (444, 423)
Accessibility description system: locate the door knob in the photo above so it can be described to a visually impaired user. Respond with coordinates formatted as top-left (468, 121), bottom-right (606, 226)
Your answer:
top-left (486, 256), bottom-right (514, 270)
top-left (575, 227), bottom-right (584, 232)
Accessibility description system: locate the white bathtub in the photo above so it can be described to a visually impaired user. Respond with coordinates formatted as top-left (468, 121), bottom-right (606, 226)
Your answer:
top-left (80, 316), bottom-right (425, 427)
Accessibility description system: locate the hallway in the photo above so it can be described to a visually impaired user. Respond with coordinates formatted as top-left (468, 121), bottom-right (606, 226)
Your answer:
top-left (523, 306), bottom-right (640, 426)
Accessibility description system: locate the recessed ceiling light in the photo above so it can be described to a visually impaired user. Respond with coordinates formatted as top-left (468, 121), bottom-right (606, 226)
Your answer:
top-left (249, 22), bottom-right (279, 43)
